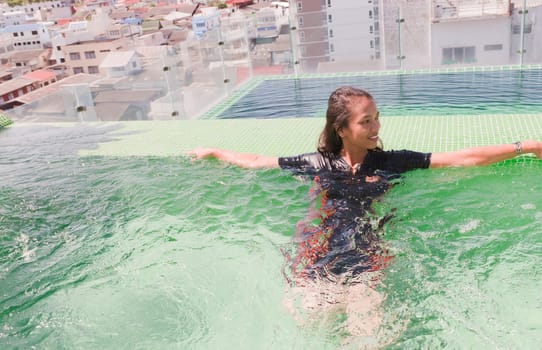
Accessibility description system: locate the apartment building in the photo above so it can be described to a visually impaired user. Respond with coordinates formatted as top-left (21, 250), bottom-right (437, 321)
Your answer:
top-left (0, 1), bottom-right (69, 25)
top-left (0, 77), bottom-right (35, 109)
top-left (1, 11), bottom-right (27, 27)
top-left (23, 69), bottom-right (58, 88)
top-left (63, 38), bottom-right (128, 76)
top-left (254, 7), bottom-right (284, 38)
top-left (1, 23), bottom-right (54, 51)
top-left (99, 50), bottom-right (142, 78)
top-left (0, 32), bottom-right (15, 60)
top-left (427, 0), bottom-right (511, 67)
top-left (289, 0), bottom-right (381, 72)
top-left (9, 49), bottom-right (51, 72)
top-left (0, 1), bottom-right (68, 15)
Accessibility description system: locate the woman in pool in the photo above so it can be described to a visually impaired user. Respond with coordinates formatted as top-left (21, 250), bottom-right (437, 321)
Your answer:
top-left (189, 86), bottom-right (542, 278)
top-left (188, 86), bottom-right (542, 338)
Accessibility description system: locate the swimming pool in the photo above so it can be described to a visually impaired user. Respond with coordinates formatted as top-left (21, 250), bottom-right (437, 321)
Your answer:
top-left (1, 68), bottom-right (542, 348)
top-left (207, 67), bottom-right (542, 119)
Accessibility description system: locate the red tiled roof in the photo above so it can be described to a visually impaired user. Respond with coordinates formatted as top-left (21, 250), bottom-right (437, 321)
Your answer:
top-left (22, 70), bottom-right (56, 82)
top-left (56, 18), bottom-right (71, 26)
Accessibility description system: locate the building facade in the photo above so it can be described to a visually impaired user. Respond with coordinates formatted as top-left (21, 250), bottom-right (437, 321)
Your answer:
top-left (289, 0), bottom-right (381, 72)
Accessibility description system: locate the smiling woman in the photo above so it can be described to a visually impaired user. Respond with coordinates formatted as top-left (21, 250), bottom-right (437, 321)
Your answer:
top-left (187, 85), bottom-right (542, 340)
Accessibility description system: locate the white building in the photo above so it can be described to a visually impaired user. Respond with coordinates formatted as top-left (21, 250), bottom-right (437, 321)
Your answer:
top-left (289, 0), bottom-right (382, 73)
top-left (0, 32), bottom-right (15, 59)
top-left (99, 50), bottom-right (142, 78)
top-left (1, 11), bottom-right (28, 27)
top-left (1, 23), bottom-right (54, 52)
top-left (381, 0), bottom-right (542, 69)
top-left (0, 0), bottom-right (69, 25)
top-left (254, 7), bottom-right (284, 38)
top-left (49, 8), bottom-right (121, 64)
top-left (430, 0), bottom-right (511, 67)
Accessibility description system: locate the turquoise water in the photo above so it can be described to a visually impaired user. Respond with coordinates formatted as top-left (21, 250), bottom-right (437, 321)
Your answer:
top-left (216, 68), bottom-right (542, 118)
top-left (1, 125), bottom-right (541, 349)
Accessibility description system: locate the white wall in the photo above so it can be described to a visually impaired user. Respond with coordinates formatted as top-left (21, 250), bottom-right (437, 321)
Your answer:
top-left (327, 1), bottom-right (376, 61)
top-left (2, 12), bottom-right (28, 26)
top-left (431, 16), bottom-right (511, 67)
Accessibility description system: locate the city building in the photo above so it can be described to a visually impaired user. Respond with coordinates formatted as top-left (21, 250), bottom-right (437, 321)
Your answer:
top-left (63, 38), bottom-right (129, 75)
top-left (1, 23), bottom-right (54, 52)
top-left (289, 0), bottom-right (382, 73)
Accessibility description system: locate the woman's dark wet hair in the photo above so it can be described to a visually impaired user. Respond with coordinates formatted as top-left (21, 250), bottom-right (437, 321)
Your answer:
top-left (318, 86), bottom-right (382, 155)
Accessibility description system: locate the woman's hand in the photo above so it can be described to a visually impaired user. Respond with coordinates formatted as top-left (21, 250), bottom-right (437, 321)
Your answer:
top-left (185, 148), bottom-right (218, 160)
top-left (185, 148), bottom-right (279, 169)
top-left (430, 139), bottom-right (542, 168)
top-left (524, 140), bottom-right (542, 159)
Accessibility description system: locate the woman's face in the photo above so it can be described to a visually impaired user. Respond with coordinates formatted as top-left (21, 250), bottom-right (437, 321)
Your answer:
top-left (340, 96), bottom-right (380, 150)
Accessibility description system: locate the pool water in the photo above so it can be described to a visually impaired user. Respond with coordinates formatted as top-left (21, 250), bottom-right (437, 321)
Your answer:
top-left (1, 125), bottom-right (541, 349)
top-left (216, 68), bottom-right (542, 119)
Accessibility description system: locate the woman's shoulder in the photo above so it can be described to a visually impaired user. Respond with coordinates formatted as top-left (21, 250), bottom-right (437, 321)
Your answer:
top-left (279, 151), bottom-right (336, 172)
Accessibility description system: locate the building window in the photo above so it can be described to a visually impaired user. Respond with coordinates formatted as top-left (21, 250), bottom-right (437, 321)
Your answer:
top-left (442, 46), bottom-right (476, 64)
top-left (69, 52), bottom-right (81, 60)
top-left (132, 61), bottom-right (137, 68)
top-left (370, 40), bottom-right (374, 48)
top-left (299, 31), bottom-right (305, 41)
top-left (84, 51), bottom-right (96, 59)
top-left (297, 2), bottom-right (302, 11)
top-left (329, 29), bottom-right (333, 38)
top-left (88, 66), bottom-right (99, 74)
top-left (56, 46), bottom-right (61, 51)
top-left (60, 58), bottom-right (65, 63)
top-left (99, 49), bottom-right (111, 53)
top-left (512, 24), bottom-right (532, 34)
top-left (13, 32), bottom-right (18, 37)
top-left (31, 30), bottom-right (38, 35)
top-left (330, 43), bottom-right (334, 52)
top-left (369, 25), bottom-right (373, 34)
top-left (369, 10), bottom-right (373, 19)
top-left (298, 16), bottom-right (303, 27)
top-left (484, 44), bottom-right (503, 51)
top-left (73, 67), bottom-right (84, 74)
top-left (328, 14), bottom-right (332, 23)
top-left (327, 0), bottom-right (331, 6)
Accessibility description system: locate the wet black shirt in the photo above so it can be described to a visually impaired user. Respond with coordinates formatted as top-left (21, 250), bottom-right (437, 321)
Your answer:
top-left (279, 150), bottom-right (431, 278)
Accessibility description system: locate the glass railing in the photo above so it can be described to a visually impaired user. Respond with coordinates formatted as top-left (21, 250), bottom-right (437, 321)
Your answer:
top-left (4, 0), bottom-right (541, 122)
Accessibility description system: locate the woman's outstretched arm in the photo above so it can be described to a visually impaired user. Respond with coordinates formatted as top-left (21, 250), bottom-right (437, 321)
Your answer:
top-left (187, 148), bottom-right (280, 169)
top-left (429, 140), bottom-right (542, 168)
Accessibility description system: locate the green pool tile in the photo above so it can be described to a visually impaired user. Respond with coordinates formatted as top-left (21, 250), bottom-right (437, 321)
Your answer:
top-left (74, 114), bottom-right (542, 158)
